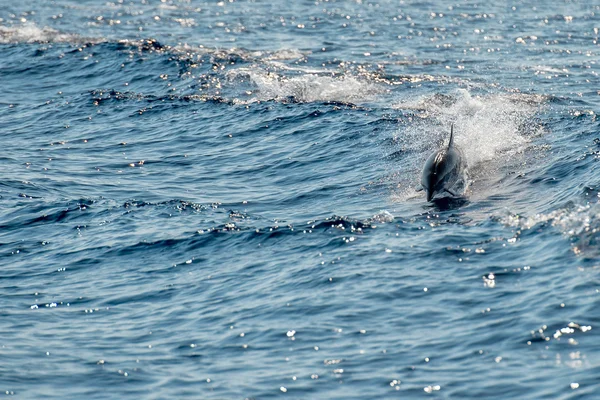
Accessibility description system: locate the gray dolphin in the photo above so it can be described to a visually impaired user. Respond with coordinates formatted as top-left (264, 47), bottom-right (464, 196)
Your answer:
top-left (421, 124), bottom-right (468, 202)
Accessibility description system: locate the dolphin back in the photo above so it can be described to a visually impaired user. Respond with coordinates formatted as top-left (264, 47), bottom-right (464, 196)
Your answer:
top-left (421, 124), bottom-right (467, 201)
top-left (421, 148), bottom-right (460, 186)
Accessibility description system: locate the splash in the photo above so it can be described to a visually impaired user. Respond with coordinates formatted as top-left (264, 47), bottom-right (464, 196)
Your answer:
top-left (396, 90), bottom-right (546, 167)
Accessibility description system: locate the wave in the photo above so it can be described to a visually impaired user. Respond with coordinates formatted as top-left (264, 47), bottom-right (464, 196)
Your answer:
top-left (0, 26), bottom-right (486, 108)
top-left (498, 202), bottom-right (600, 257)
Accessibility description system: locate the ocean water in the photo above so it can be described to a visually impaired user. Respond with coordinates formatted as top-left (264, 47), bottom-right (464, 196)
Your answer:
top-left (1, 0), bottom-right (600, 398)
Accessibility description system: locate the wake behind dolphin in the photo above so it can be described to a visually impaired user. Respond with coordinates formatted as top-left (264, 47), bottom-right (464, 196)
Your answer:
top-left (421, 124), bottom-right (468, 202)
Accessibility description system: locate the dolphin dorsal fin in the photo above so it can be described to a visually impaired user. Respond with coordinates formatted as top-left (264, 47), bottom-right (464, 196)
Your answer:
top-left (448, 123), bottom-right (455, 149)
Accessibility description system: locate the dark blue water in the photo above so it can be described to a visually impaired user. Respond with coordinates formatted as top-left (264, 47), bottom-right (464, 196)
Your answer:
top-left (1, 1), bottom-right (600, 398)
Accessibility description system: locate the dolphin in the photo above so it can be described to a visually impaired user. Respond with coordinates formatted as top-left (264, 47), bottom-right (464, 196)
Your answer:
top-left (421, 124), bottom-right (468, 202)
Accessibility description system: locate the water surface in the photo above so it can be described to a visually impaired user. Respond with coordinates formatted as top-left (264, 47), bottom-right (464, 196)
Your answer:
top-left (1, 1), bottom-right (600, 398)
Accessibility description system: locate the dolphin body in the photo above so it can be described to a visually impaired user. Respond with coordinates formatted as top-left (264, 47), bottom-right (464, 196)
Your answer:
top-left (421, 124), bottom-right (468, 202)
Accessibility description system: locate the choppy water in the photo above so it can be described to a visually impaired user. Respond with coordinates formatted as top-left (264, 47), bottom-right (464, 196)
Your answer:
top-left (1, 1), bottom-right (600, 398)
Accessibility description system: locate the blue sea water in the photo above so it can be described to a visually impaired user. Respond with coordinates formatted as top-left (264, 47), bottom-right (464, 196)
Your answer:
top-left (1, 0), bottom-right (600, 398)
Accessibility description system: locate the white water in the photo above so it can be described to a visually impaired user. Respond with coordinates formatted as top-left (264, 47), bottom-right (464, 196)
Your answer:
top-left (227, 68), bottom-right (380, 103)
top-left (0, 23), bottom-right (82, 43)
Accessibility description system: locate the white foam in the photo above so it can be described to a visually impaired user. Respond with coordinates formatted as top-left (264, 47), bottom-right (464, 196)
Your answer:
top-left (532, 65), bottom-right (568, 74)
top-left (264, 49), bottom-right (307, 61)
top-left (371, 210), bottom-right (395, 223)
top-left (228, 68), bottom-right (380, 103)
top-left (0, 23), bottom-right (77, 44)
